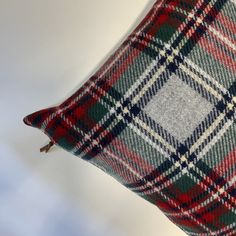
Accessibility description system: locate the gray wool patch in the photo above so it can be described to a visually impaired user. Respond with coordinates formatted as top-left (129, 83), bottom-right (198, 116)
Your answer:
top-left (143, 74), bottom-right (214, 142)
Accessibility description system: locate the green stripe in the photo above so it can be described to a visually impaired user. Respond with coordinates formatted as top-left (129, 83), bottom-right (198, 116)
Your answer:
top-left (202, 123), bottom-right (236, 171)
top-left (113, 51), bottom-right (153, 95)
top-left (188, 45), bottom-right (235, 89)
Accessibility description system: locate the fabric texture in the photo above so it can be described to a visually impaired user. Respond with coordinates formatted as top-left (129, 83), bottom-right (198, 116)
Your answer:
top-left (23, 0), bottom-right (236, 235)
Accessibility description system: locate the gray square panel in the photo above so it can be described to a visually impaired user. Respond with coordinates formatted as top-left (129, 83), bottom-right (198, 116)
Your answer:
top-left (143, 74), bottom-right (214, 142)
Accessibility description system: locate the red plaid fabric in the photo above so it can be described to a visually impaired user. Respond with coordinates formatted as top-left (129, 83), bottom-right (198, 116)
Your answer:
top-left (24, 0), bottom-right (236, 235)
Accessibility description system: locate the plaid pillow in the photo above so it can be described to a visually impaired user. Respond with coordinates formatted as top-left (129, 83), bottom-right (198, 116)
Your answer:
top-left (23, 0), bottom-right (236, 235)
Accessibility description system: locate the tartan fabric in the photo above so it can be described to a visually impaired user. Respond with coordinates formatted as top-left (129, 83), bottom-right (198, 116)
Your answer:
top-left (23, 0), bottom-right (236, 235)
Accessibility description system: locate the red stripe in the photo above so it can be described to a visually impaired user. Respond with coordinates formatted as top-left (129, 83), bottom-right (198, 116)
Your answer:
top-left (98, 146), bottom-right (208, 233)
top-left (106, 3), bottom-right (180, 87)
top-left (198, 35), bottom-right (236, 73)
top-left (109, 137), bottom-right (155, 174)
top-left (109, 137), bottom-right (179, 194)
top-left (212, 11), bottom-right (236, 44)
top-left (206, 20), bottom-right (236, 56)
top-left (214, 147), bottom-right (236, 182)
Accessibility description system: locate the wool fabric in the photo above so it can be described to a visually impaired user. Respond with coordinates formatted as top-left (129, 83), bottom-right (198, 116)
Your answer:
top-left (24, 0), bottom-right (236, 235)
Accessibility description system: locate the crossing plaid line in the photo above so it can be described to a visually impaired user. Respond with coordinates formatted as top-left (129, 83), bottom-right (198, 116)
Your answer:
top-left (101, 148), bottom-right (212, 234)
top-left (57, 69), bottom-right (236, 235)
top-left (83, 85), bottom-right (186, 193)
top-left (199, 39), bottom-right (236, 75)
top-left (184, 222), bottom-right (236, 236)
top-left (58, 1), bottom-right (191, 159)
top-left (123, 45), bottom-right (234, 195)
top-left (24, 0), bottom-right (236, 235)
top-left (207, 27), bottom-right (236, 54)
top-left (73, 78), bottom-right (226, 201)
top-left (139, 34), bottom-right (234, 158)
top-left (138, 33), bottom-right (227, 101)
top-left (124, 119), bottom-right (235, 215)
top-left (62, 71), bottom-right (180, 163)
top-left (175, 68), bottom-right (220, 104)
top-left (42, 1), bottom-right (188, 160)
top-left (39, 0), bottom-right (167, 131)
top-left (166, 170), bottom-right (236, 219)
top-left (189, 98), bottom-right (236, 156)
top-left (119, 0), bottom-right (205, 104)
top-left (214, 10), bottom-right (236, 43)
top-left (69, 79), bottom-right (179, 168)
top-left (52, 1), bottom-right (236, 218)
top-left (180, 163), bottom-right (236, 211)
top-left (132, 0), bottom-right (227, 109)
top-left (163, 2), bottom-right (236, 53)
top-left (136, 110), bottom-right (181, 150)
top-left (52, 109), bottom-right (213, 234)
top-left (43, 0), bottom-right (233, 213)
top-left (102, 143), bottom-right (236, 235)
top-left (111, 3), bottom-right (236, 230)
top-left (121, 0), bottom-right (228, 168)
top-left (128, 105), bottom-right (235, 197)
top-left (215, 147), bottom-right (236, 182)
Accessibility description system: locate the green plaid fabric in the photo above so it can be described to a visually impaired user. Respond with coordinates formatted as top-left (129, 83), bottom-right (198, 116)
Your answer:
top-left (24, 0), bottom-right (236, 235)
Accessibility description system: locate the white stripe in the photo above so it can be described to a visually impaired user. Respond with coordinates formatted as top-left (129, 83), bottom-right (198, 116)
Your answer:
top-left (41, 1), bottom-right (234, 233)
top-left (185, 222), bottom-right (236, 236)
top-left (143, 32), bottom-right (228, 95)
top-left (128, 32), bottom-right (236, 216)
top-left (179, 63), bottom-right (223, 100)
top-left (123, 0), bottom-right (217, 105)
top-left (41, 0), bottom-right (166, 131)
top-left (103, 148), bottom-right (211, 233)
top-left (166, 156), bottom-right (236, 218)
top-left (164, 3), bottom-right (236, 52)
top-left (208, 25), bottom-right (236, 52)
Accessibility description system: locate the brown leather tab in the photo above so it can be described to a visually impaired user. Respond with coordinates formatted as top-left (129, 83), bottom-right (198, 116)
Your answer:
top-left (40, 141), bottom-right (54, 153)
